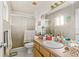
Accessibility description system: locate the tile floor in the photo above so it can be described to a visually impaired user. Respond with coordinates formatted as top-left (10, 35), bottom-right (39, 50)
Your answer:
top-left (11, 47), bottom-right (34, 57)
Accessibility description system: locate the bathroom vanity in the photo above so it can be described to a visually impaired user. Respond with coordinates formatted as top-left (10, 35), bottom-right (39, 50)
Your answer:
top-left (33, 39), bottom-right (58, 57)
top-left (33, 36), bottom-right (79, 57)
top-left (33, 36), bottom-right (62, 57)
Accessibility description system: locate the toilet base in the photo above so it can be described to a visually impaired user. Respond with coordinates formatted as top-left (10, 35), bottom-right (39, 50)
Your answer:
top-left (27, 48), bottom-right (33, 54)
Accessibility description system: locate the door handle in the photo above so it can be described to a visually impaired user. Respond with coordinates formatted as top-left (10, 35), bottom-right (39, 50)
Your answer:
top-left (0, 42), bottom-right (7, 48)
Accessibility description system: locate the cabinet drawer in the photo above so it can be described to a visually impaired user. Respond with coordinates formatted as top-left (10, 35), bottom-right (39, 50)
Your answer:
top-left (33, 48), bottom-right (42, 57)
top-left (40, 46), bottom-right (50, 57)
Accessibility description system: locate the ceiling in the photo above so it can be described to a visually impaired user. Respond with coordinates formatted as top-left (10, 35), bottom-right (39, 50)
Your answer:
top-left (8, 1), bottom-right (55, 15)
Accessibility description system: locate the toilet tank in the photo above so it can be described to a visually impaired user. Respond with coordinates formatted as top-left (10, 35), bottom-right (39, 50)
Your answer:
top-left (24, 30), bottom-right (35, 43)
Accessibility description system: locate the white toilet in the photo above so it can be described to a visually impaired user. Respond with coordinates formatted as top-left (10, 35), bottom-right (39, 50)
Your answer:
top-left (24, 30), bottom-right (35, 54)
top-left (24, 42), bottom-right (34, 54)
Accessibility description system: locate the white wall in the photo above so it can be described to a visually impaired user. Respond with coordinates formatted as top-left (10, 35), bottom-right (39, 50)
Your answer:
top-left (3, 20), bottom-right (9, 31)
top-left (75, 8), bottom-right (79, 43)
top-left (0, 2), bottom-right (4, 57)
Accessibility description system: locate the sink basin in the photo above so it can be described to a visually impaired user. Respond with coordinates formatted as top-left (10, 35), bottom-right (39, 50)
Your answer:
top-left (43, 40), bottom-right (64, 49)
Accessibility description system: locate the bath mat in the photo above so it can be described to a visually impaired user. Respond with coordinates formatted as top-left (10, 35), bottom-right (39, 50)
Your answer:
top-left (10, 51), bottom-right (17, 57)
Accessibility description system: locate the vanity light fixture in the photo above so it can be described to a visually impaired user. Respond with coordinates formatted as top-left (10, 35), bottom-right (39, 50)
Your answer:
top-left (50, 5), bottom-right (55, 9)
top-left (51, 4), bottom-right (57, 9)
top-left (54, 3), bottom-right (59, 6)
top-left (50, 1), bottom-right (65, 9)
top-left (32, 1), bottom-right (37, 5)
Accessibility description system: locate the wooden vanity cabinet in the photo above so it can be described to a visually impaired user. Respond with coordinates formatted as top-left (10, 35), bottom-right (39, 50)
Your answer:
top-left (33, 40), bottom-right (56, 57)
top-left (33, 41), bottom-right (43, 57)
top-left (50, 51), bottom-right (58, 57)
top-left (34, 41), bottom-right (40, 51)
top-left (33, 48), bottom-right (42, 57)
top-left (40, 46), bottom-right (50, 57)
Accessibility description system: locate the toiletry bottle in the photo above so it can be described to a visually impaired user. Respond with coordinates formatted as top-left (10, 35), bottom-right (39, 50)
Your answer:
top-left (43, 35), bottom-right (46, 40)
top-left (60, 35), bottom-right (64, 43)
top-left (52, 35), bottom-right (55, 40)
top-left (57, 34), bottom-right (61, 41)
top-left (47, 35), bottom-right (52, 40)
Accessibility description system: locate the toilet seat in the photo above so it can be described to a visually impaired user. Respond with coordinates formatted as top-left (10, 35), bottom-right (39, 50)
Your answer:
top-left (24, 42), bottom-right (34, 48)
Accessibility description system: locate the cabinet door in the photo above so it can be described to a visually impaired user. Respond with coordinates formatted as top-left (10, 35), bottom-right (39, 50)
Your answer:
top-left (33, 48), bottom-right (42, 57)
top-left (40, 46), bottom-right (50, 57)
top-left (34, 43), bottom-right (39, 50)
top-left (34, 42), bottom-right (40, 50)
